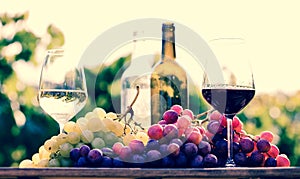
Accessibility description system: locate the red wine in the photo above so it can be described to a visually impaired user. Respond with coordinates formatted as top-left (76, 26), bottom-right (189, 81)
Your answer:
top-left (202, 88), bottom-right (255, 118)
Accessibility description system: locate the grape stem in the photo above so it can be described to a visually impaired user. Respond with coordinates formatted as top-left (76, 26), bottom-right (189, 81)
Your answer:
top-left (119, 86), bottom-right (140, 120)
top-left (115, 86), bottom-right (144, 135)
top-left (193, 109), bottom-right (215, 125)
top-left (195, 109), bottom-right (214, 119)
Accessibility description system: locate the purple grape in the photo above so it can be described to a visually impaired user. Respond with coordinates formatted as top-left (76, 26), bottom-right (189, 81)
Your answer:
top-left (170, 138), bottom-right (183, 147)
top-left (70, 148), bottom-right (80, 162)
top-left (190, 155), bottom-right (203, 168)
top-left (217, 157), bottom-right (227, 167)
top-left (163, 110), bottom-right (178, 124)
top-left (129, 139), bottom-right (145, 154)
top-left (214, 139), bottom-right (228, 157)
top-left (264, 157), bottom-right (277, 167)
top-left (77, 156), bottom-right (89, 167)
top-left (203, 154), bottom-right (218, 168)
top-left (146, 150), bottom-right (162, 167)
top-left (175, 152), bottom-right (188, 167)
top-left (183, 142), bottom-right (198, 158)
top-left (201, 134), bottom-right (209, 142)
top-left (249, 151), bottom-right (264, 167)
top-left (87, 149), bottom-right (103, 164)
top-left (101, 156), bottom-right (113, 167)
top-left (101, 147), bottom-right (115, 158)
top-left (198, 141), bottom-right (211, 156)
top-left (112, 157), bottom-right (125, 168)
top-left (163, 124), bottom-right (179, 140)
top-left (159, 144), bottom-right (169, 156)
top-left (119, 146), bottom-right (132, 162)
top-left (233, 142), bottom-right (241, 154)
top-left (167, 143), bottom-right (180, 157)
top-left (257, 139), bottom-right (271, 153)
top-left (131, 154), bottom-right (146, 167)
top-left (79, 145), bottom-right (91, 157)
top-left (132, 154), bottom-right (146, 163)
top-left (146, 150), bottom-right (162, 162)
top-left (207, 120), bottom-right (221, 134)
top-left (212, 133), bottom-right (224, 144)
top-left (234, 152), bottom-right (248, 166)
top-left (161, 156), bottom-right (175, 168)
top-left (221, 127), bottom-right (234, 140)
top-left (240, 138), bottom-right (254, 153)
top-left (146, 139), bottom-right (160, 151)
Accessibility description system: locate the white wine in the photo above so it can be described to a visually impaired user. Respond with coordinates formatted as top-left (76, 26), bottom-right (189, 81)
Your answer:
top-left (151, 23), bottom-right (188, 124)
top-left (39, 89), bottom-right (87, 124)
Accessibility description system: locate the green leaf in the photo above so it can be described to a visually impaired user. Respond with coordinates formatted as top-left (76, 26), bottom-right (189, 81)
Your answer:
top-left (13, 30), bottom-right (39, 61)
top-left (47, 24), bottom-right (65, 49)
top-left (0, 58), bottom-right (13, 83)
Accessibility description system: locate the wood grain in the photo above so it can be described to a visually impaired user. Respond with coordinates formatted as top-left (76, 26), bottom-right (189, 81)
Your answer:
top-left (0, 167), bottom-right (299, 179)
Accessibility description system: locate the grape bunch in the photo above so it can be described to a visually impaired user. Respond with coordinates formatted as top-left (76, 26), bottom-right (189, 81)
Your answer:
top-left (19, 107), bottom-right (146, 168)
top-left (205, 110), bottom-right (290, 167)
top-left (19, 105), bottom-right (291, 168)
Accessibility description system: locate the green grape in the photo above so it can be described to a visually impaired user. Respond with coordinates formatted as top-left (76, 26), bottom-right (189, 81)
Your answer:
top-left (39, 146), bottom-right (50, 160)
top-left (104, 132), bottom-right (119, 147)
top-left (59, 142), bottom-right (74, 157)
top-left (32, 153), bottom-right (40, 165)
top-left (51, 136), bottom-right (58, 141)
top-left (59, 157), bottom-right (73, 167)
top-left (111, 121), bottom-right (124, 137)
top-left (64, 121), bottom-right (76, 133)
top-left (56, 133), bottom-right (68, 145)
top-left (19, 159), bottom-right (34, 168)
top-left (93, 131), bottom-right (105, 138)
top-left (91, 137), bottom-right (106, 149)
top-left (123, 133), bottom-right (136, 146)
top-left (136, 131), bottom-right (149, 145)
top-left (74, 123), bottom-right (85, 134)
top-left (76, 117), bottom-right (88, 126)
top-left (81, 130), bottom-right (94, 144)
top-left (93, 107), bottom-right (106, 119)
top-left (105, 112), bottom-right (118, 120)
top-left (48, 158), bottom-right (61, 167)
top-left (67, 132), bottom-right (81, 144)
top-left (102, 117), bottom-right (115, 131)
top-left (37, 159), bottom-right (49, 167)
top-left (87, 117), bottom-right (103, 132)
top-left (44, 139), bottom-right (59, 153)
top-left (85, 111), bottom-right (97, 120)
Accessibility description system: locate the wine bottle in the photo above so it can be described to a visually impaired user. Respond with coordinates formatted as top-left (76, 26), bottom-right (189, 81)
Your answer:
top-left (121, 31), bottom-right (153, 128)
top-left (151, 22), bottom-right (189, 124)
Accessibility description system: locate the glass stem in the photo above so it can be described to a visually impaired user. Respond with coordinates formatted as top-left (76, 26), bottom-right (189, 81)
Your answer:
top-left (226, 117), bottom-right (236, 167)
top-left (59, 123), bottom-right (64, 134)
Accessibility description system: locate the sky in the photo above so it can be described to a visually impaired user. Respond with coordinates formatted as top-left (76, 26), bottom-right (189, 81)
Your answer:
top-left (1, 0), bottom-right (300, 94)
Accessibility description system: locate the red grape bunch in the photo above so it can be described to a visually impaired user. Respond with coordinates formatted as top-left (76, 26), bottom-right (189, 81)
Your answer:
top-left (205, 110), bottom-right (290, 167)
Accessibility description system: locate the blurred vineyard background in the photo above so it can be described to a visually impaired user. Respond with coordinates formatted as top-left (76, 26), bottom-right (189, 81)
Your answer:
top-left (0, 12), bottom-right (300, 167)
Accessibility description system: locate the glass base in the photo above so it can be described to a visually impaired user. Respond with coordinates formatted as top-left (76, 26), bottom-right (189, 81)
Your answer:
top-left (225, 159), bottom-right (236, 167)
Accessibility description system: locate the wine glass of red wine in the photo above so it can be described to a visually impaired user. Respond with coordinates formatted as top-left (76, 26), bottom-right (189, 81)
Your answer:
top-left (201, 38), bottom-right (255, 167)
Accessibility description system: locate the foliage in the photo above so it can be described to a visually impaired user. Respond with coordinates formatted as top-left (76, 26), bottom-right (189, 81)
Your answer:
top-left (0, 12), bottom-right (64, 166)
top-left (1, 12), bottom-right (300, 167)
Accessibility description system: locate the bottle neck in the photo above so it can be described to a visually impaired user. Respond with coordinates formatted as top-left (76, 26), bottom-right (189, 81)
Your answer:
top-left (131, 39), bottom-right (146, 64)
top-left (161, 24), bottom-right (176, 61)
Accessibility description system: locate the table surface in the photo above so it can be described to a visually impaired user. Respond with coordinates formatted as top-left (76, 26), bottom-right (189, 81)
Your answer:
top-left (0, 167), bottom-right (299, 179)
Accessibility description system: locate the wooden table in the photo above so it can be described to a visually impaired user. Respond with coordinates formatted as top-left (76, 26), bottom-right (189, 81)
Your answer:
top-left (0, 167), bottom-right (299, 179)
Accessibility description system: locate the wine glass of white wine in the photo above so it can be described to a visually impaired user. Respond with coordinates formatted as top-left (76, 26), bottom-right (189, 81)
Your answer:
top-left (38, 49), bottom-right (88, 134)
